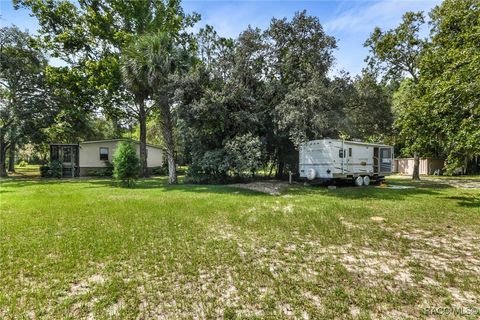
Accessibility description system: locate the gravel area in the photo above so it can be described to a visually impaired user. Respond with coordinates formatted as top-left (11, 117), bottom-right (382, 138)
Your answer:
top-left (228, 180), bottom-right (291, 195)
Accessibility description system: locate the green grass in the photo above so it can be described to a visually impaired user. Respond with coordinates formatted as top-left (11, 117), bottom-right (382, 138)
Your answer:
top-left (1, 170), bottom-right (479, 319)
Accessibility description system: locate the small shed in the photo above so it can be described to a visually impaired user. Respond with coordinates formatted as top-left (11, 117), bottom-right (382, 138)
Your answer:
top-left (393, 158), bottom-right (444, 175)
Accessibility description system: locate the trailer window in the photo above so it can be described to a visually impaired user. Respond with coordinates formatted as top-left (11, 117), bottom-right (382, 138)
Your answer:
top-left (339, 149), bottom-right (346, 158)
top-left (349, 148), bottom-right (352, 157)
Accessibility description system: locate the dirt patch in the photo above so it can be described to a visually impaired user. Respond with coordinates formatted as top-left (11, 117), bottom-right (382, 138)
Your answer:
top-left (64, 274), bottom-right (106, 298)
top-left (228, 180), bottom-right (291, 195)
top-left (209, 221), bottom-right (480, 315)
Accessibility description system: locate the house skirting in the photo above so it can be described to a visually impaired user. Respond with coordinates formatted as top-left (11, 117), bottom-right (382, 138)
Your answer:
top-left (79, 166), bottom-right (161, 176)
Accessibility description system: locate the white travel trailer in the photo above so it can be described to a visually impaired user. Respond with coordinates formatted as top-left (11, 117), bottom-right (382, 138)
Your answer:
top-left (299, 139), bottom-right (394, 186)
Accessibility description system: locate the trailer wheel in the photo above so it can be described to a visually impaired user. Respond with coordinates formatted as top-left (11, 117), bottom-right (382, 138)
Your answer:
top-left (363, 176), bottom-right (370, 186)
top-left (354, 176), bottom-right (363, 187)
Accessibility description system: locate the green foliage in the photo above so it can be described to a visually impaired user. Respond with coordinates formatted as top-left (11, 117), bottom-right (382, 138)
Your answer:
top-left (113, 141), bottom-right (140, 187)
top-left (225, 134), bottom-right (264, 176)
top-left (185, 134), bottom-right (264, 183)
top-left (348, 72), bottom-right (394, 140)
top-left (151, 165), bottom-right (167, 176)
top-left (178, 12), bottom-right (342, 180)
top-left (124, 31), bottom-right (196, 184)
top-left (419, 0), bottom-right (480, 173)
top-left (186, 149), bottom-right (231, 184)
top-left (39, 160), bottom-right (63, 178)
top-left (86, 166), bottom-right (113, 177)
top-left (38, 161), bottom-right (63, 178)
top-left (364, 11), bottom-right (426, 82)
top-left (0, 26), bottom-right (55, 176)
top-left (15, 0), bottom-right (200, 180)
top-left (39, 165), bottom-right (49, 177)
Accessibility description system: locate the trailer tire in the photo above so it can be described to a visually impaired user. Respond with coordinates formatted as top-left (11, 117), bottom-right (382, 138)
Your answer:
top-left (363, 176), bottom-right (370, 186)
top-left (354, 176), bottom-right (363, 187)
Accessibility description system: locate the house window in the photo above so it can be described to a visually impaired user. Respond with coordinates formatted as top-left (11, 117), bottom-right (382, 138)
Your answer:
top-left (99, 147), bottom-right (109, 161)
top-left (349, 148), bottom-right (352, 157)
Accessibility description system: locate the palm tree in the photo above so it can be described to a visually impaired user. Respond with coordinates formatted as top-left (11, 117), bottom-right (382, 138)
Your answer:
top-left (129, 31), bottom-right (194, 184)
top-left (121, 42), bottom-right (153, 178)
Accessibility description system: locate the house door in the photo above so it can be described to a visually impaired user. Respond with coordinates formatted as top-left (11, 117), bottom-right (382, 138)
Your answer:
top-left (62, 146), bottom-right (73, 177)
top-left (379, 148), bottom-right (392, 173)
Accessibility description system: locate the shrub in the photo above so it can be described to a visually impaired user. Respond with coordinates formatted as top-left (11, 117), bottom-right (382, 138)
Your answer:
top-left (39, 161), bottom-right (62, 178)
top-left (86, 167), bottom-right (113, 177)
top-left (186, 149), bottom-right (231, 184)
top-left (49, 160), bottom-right (63, 178)
top-left (224, 133), bottom-right (264, 177)
top-left (113, 141), bottom-right (140, 187)
top-left (18, 160), bottom-right (28, 167)
top-left (39, 165), bottom-right (50, 177)
top-left (185, 134), bottom-right (265, 184)
top-left (151, 165), bottom-right (167, 176)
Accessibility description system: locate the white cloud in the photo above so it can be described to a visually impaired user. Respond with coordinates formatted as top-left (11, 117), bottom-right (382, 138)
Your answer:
top-left (325, 0), bottom-right (441, 34)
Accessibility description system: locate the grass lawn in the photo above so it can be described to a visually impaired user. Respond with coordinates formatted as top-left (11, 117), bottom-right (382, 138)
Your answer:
top-left (1, 168), bottom-right (479, 319)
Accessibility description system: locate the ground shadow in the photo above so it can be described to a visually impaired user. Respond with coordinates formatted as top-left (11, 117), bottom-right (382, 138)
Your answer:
top-left (286, 183), bottom-right (444, 201)
top-left (0, 176), bottom-right (267, 197)
top-left (443, 196), bottom-right (480, 208)
top-left (85, 178), bottom-right (270, 196)
top-left (285, 175), bottom-right (454, 200)
top-left (1, 175), bottom-right (466, 201)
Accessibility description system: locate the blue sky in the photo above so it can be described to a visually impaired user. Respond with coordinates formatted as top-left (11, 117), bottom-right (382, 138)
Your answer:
top-left (1, 0), bottom-right (441, 76)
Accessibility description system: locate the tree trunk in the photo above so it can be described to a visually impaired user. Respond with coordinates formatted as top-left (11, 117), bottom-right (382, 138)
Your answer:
top-left (412, 152), bottom-right (420, 180)
top-left (138, 100), bottom-right (148, 178)
top-left (159, 102), bottom-right (177, 184)
top-left (276, 154), bottom-right (285, 179)
top-left (8, 140), bottom-right (15, 172)
top-left (0, 134), bottom-right (7, 177)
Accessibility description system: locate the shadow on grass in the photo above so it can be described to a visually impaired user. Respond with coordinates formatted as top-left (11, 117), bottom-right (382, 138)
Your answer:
top-left (86, 178), bottom-right (269, 196)
top-left (0, 176), bottom-right (265, 196)
top-left (386, 178), bottom-right (454, 189)
top-left (443, 196), bottom-right (480, 208)
top-left (1, 175), bottom-right (465, 202)
top-left (286, 181), bottom-right (446, 201)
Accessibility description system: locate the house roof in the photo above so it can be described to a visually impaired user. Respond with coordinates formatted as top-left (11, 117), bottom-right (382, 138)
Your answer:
top-left (79, 139), bottom-right (163, 149)
top-left (51, 139), bottom-right (163, 150)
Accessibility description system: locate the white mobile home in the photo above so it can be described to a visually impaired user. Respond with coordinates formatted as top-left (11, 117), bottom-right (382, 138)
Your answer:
top-left (49, 139), bottom-right (164, 177)
top-left (299, 139), bottom-right (394, 186)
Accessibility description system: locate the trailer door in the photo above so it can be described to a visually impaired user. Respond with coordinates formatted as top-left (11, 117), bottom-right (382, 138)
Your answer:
top-left (379, 148), bottom-right (392, 173)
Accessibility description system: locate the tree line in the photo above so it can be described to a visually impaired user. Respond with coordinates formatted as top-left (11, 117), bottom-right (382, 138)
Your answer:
top-left (1, 0), bottom-right (478, 181)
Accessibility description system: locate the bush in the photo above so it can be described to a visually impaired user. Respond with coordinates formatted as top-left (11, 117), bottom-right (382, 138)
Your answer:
top-left (86, 167), bottom-right (113, 177)
top-left (39, 160), bottom-right (63, 178)
top-left (18, 160), bottom-right (28, 167)
top-left (225, 133), bottom-right (263, 177)
top-left (39, 165), bottom-right (50, 177)
top-left (151, 165), bottom-right (167, 176)
top-left (49, 160), bottom-right (63, 178)
top-left (186, 149), bottom-right (231, 184)
top-left (113, 141), bottom-right (140, 187)
top-left (185, 134), bottom-right (265, 184)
